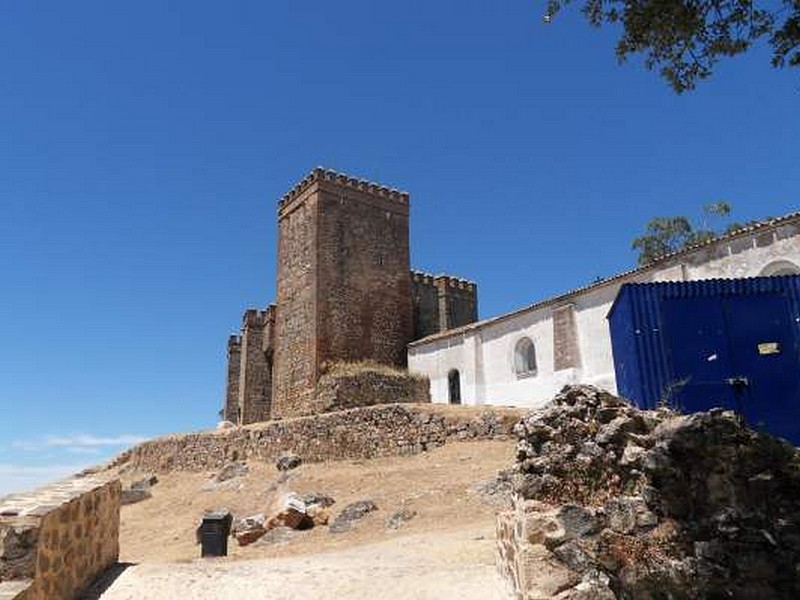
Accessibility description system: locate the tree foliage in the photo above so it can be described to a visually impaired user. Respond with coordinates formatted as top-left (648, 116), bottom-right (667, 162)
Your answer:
top-left (544, 0), bottom-right (800, 92)
top-left (631, 202), bottom-right (762, 265)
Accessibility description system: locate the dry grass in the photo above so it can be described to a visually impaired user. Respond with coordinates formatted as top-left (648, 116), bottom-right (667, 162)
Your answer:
top-left (319, 359), bottom-right (427, 380)
top-left (114, 439), bottom-right (515, 564)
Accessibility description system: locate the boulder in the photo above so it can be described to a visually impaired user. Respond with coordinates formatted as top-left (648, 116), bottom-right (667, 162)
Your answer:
top-left (306, 504), bottom-right (330, 526)
top-left (215, 461), bottom-right (249, 483)
top-left (301, 492), bottom-right (335, 508)
top-left (266, 492), bottom-right (312, 530)
top-left (386, 507), bottom-right (416, 530)
top-left (276, 453), bottom-right (302, 472)
top-left (330, 500), bottom-right (378, 533)
top-left (232, 513), bottom-right (267, 546)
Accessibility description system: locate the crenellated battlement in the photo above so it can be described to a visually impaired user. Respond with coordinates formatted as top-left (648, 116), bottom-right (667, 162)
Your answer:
top-left (241, 305), bottom-right (276, 330)
top-left (411, 270), bottom-right (476, 292)
top-left (227, 334), bottom-right (241, 349)
top-left (411, 270), bottom-right (436, 286)
top-left (278, 167), bottom-right (410, 212)
top-left (434, 274), bottom-right (477, 292)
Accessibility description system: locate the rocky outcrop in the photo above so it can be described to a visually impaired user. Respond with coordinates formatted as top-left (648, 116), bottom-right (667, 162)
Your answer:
top-left (497, 385), bottom-right (800, 600)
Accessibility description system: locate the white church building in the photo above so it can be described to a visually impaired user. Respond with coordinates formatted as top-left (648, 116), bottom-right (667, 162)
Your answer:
top-left (408, 212), bottom-right (800, 409)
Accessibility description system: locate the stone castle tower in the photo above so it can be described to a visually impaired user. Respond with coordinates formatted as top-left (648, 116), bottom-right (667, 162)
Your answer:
top-left (223, 167), bottom-right (477, 424)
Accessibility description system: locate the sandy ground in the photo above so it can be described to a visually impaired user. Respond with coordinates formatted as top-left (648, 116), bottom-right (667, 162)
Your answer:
top-left (87, 440), bottom-right (515, 599)
top-left (86, 526), bottom-right (508, 600)
top-left (116, 440), bottom-right (514, 563)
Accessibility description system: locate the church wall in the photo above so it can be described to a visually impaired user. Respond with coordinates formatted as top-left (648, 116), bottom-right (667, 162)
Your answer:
top-left (409, 219), bottom-right (800, 409)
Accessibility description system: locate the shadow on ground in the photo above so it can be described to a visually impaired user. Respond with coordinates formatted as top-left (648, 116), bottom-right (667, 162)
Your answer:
top-left (78, 563), bottom-right (136, 600)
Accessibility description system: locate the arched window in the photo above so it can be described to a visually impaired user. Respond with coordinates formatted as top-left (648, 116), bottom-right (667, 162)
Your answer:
top-left (760, 260), bottom-right (800, 277)
top-left (448, 369), bottom-right (461, 405)
top-left (514, 337), bottom-right (537, 377)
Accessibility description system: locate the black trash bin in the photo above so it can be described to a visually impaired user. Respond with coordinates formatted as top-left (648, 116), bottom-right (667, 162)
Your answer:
top-left (199, 510), bottom-right (233, 557)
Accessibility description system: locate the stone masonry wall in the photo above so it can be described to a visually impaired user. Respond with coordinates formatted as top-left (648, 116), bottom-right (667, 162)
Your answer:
top-left (224, 168), bottom-right (478, 423)
top-left (436, 275), bottom-right (478, 332)
top-left (239, 308), bottom-right (274, 425)
top-left (272, 169), bottom-right (415, 419)
top-left (222, 335), bottom-right (241, 423)
top-left (0, 478), bottom-right (120, 600)
top-left (313, 363), bottom-right (430, 414)
top-left (497, 385), bottom-right (800, 599)
top-left (411, 272), bottom-right (441, 340)
top-left (411, 272), bottom-right (478, 340)
top-left (114, 403), bottom-right (523, 473)
top-left (273, 186), bottom-right (318, 418)
top-left (552, 303), bottom-right (581, 371)
top-left (314, 179), bottom-right (413, 371)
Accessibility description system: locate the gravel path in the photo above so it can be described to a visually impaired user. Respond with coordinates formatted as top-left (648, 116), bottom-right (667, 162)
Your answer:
top-left (89, 528), bottom-right (510, 600)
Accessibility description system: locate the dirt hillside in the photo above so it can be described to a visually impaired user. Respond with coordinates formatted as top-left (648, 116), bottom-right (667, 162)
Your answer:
top-left (114, 439), bottom-right (515, 564)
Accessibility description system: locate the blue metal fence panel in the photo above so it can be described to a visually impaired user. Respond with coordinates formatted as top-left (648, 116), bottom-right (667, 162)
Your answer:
top-left (608, 276), bottom-right (800, 443)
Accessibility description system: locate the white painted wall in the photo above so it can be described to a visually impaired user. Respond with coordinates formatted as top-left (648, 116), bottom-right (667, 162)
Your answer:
top-left (408, 219), bottom-right (800, 409)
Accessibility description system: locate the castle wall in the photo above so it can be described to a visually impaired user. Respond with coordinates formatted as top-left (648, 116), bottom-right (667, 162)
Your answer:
top-left (314, 364), bottom-right (430, 413)
top-left (223, 168), bottom-right (478, 422)
top-left (411, 272), bottom-right (478, 340)
top-left (409, 218), bottom-right (800, 409)
top-left (115, 404), bottom-right (522, 473)
top-left (271, 170), bottom-right (416, 419)
top-left (315, 179), bottom-right (412, 370)
top-left (435, 275), bottom-right (477, 331)
top-left (411, 273), bottom-right (441, 340)
top-left (222, 336), bottom-right (241, 423)
top-left (272, 185), bottom-right (319, 418)
top-left (238, 308), bottom-right (274, 425)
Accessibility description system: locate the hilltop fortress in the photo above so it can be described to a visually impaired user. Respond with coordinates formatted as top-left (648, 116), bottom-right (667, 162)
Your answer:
top-left (224, 167), bottom-right (800, 424)
top-left (222, 168), bottom-right (477, 424)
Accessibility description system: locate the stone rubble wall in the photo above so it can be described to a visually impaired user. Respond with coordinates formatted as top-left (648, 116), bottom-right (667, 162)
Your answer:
top-left (115, 403), bottom-right (522, 473)
top-left (0, 478), bottom-right (120, 600)
top-left (496, 385), bottom-right (800, 600)
top-left (313, 366), bottom-right (430, 414)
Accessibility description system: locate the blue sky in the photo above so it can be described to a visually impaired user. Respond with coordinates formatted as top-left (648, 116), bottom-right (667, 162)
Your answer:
top-left (1, 1), bottom-right (798, 495)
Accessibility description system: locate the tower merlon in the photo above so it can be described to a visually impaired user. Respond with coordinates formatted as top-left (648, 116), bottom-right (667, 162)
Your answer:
top-left (241, 307), bottom-right (275, 330)
top-left (433, 274), bottom-right (477, 292)
top-left (278, 167), bottom-right (410, 215)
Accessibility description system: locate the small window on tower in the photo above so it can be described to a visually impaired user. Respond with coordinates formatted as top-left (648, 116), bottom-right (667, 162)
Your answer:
top-left (514, 337), bottom-right (537, 377)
